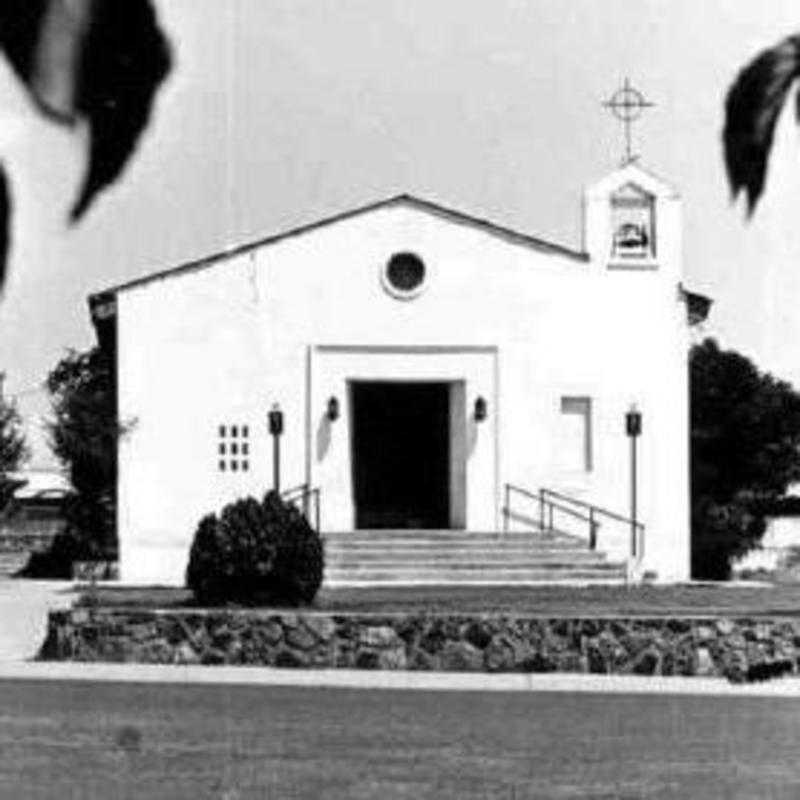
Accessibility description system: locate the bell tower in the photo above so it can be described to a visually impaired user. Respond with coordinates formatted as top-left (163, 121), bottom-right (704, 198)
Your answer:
top-left (582, 162), bottom-right (681, 277)
top-left (583, 81), bottom-right (681, 277)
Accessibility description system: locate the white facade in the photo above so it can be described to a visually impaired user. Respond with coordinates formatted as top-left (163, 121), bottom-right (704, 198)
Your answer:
top-left (92, 163), bottom-right (702, 585)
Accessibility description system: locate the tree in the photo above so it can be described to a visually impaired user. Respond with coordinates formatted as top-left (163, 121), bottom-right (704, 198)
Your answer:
top-left (724, 34), bottom-right (800, 215)
top-left (0, 393), bottom-right (27, 512)
top-left (46, 346), bottom-right (122, 558)
top-left (691, 338), bottom-right (800, 578)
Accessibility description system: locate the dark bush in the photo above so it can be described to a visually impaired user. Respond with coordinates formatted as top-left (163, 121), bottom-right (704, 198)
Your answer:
top-left (186, 491), bottom-right (324, 606)
top-left (16, 529), bottom-right (98, 579)
top-left (16, 490), bottom-right (116, 580)
top-left (691, 339), bottom-right (800, 579)
top-left (690, 496), bottom-right (767, 581)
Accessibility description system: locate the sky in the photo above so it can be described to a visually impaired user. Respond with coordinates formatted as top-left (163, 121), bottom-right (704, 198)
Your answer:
top-left (2, 0), bottom-right (800, 467)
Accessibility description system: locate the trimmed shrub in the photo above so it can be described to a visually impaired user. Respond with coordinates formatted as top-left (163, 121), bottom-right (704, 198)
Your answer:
top-left (186, 491), bottom-right (324, 606)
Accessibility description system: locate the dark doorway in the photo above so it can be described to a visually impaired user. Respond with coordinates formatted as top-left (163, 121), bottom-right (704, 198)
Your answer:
top-left (351, 381), bottom-right (450, 529)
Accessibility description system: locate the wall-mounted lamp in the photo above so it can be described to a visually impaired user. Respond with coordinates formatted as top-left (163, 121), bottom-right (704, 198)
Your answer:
top-left (474, 396), bottom-right (488, 422)
top-left (268, 403), bottom-right (284, 491)
top-left (327, 396), bottom-right (340, 422)
top-left (625, 404), bottom-right (642, 438)
top-left (625, 403), bottom-right (642, 559)
top-left (268, 403), bottom-right (284, 436)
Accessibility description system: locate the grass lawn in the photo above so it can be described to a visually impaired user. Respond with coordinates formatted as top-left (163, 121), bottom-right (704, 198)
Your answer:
top-left (77, 581), bottom-right (800, 616)
top-left (1, 678), bottom-right (799, 799)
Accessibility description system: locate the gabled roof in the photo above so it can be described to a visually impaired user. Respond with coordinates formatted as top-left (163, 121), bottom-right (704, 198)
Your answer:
top-left (88, 193), bottom-right (588, 309)
top-left (585, 161), bottom-right (680, 201)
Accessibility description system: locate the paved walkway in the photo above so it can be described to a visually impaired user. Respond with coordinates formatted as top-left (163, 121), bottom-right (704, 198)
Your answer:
top-left (1, 660), bottom-right (800, 696)
top-left (0, 578), bottom-right (77, 661)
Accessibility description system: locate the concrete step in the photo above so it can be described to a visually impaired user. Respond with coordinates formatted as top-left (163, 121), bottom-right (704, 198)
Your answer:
top-left (326, 551), bottom-right (610, 566)
top-left (325, 545), bottom-right (605, 561)
top-left (326, 560), bottom-right (624, 574)
top-left (326, 551), bottom-right (597, 565)
top-left (326, 542), bottom-right (594, 554)
top-left (324, 565), bottom-right (627, 584)
top-left (321, 528), bottom-right (625, 585)
top-left (324, 534), bottom-right (588, 549)
top-left (328, 563), bottom-right (616, 574)
top-left (323, 528), bottom-right (572, 537)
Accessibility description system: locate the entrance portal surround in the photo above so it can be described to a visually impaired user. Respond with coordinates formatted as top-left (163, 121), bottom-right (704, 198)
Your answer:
top-left (307, 346), bottom-right (498, 532)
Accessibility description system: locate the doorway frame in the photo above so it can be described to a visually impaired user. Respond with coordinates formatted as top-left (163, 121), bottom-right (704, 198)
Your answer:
top-left (306, 345), bottom-right (499, 532)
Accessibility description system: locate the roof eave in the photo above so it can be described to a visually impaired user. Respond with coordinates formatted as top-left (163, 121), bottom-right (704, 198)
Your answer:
top-left (87, 193), bottom-right (588, 304)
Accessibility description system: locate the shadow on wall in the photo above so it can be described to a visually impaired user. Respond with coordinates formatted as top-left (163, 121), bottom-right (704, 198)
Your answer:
top-left (467, 418), bottom-right (478, 457)
top-left (317, 414), bottom-right (332, 462)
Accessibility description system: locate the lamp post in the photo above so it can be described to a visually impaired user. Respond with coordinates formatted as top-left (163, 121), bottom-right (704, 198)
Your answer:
top-left (625, 404), bottom-right (642, 558)
top-left (326, 396), bottom-right (340, 422)
top-left (268, 403), bottom-right (284, 492)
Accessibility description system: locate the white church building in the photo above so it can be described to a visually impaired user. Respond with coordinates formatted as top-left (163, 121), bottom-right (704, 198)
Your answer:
top-left (90, 162), bottom-right (709, 585)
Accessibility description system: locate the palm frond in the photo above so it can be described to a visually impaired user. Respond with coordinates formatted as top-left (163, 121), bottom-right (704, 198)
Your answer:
top-left (0, 166), bottom-right (8, 291)
top-left (723, 34), bottom-right (800, 215)
top-left (0, 0), bottom-right (172, 222)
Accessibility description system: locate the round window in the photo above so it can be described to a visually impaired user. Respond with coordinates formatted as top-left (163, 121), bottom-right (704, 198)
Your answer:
top-left (383, 252), bottom-right (426, 297)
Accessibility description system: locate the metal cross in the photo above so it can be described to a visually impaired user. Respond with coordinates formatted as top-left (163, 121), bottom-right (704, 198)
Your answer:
top-left (602, 78), bottom-right (654, 165)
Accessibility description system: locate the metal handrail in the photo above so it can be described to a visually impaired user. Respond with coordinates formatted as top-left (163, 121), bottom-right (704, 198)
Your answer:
top-left (503, 482), bottom-right (646, 558)
top-left (505, 485), bottom-right (594, 541)
top-left (504, 483), bottom-right (601, 550)
top-left (505, 483), bottom-right (539, 503)
top-left (542, 487), bottom-right (644, 559)
top-left (281, 483), bottom-right (309, 500)
top-left (547, 499), bottom-right (593, 523)
top-left (541, 487), bottom-right (643, 533)
top-left (281, 483), bottom-right (321, 532)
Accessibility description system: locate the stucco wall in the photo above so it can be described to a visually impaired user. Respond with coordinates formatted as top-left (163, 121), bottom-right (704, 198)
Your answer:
top-left (115, 167), bottom-right (690, 584)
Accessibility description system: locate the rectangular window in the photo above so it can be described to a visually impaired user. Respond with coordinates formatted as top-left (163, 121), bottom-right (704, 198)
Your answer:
top-left (217, 423), bottom-right (252, 472)
top-left (559, 396), bottom-right (592, 472)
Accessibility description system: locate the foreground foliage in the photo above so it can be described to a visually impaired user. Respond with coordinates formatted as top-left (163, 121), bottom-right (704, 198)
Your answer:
top-left (48, 347), bottom-right (121, 558)
top-left (723, 33), bottom-right (800, 215)
top-left (0, 395), bottom-right (27, 513)
top-left (186, 491), bottom-right (324, 606)
top-left (18, 347), bottom-right (121, 578)
top-left (691, 338), bottom-right (800, 578)
top-left (0, 0), bottom-right (173, 287)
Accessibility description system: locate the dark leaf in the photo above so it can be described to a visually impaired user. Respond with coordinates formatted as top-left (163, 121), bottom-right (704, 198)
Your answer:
top-left (0, 1), bottom-right (50, 94)
top-left (723, 34), bottom-right (800, 215)
top-left (0, 0), bottom-right (172, 220)
top-left (0, 166), bottom-right (9, 292)
top-left (0, 0), bottom-right (89, 123)
top-left (70, 0), bottom-right (172, 220)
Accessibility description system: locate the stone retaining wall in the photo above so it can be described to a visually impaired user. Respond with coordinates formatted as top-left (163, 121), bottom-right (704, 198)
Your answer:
top-left (39, 608), bottom-right (800, 682)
